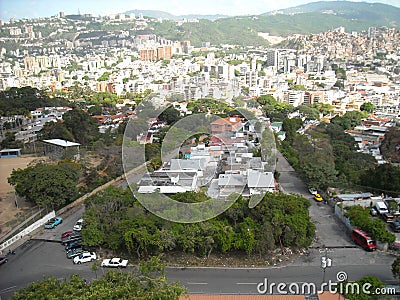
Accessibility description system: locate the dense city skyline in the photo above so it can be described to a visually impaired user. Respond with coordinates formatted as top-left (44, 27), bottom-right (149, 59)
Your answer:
top-left (1, 0), bottom-right (400, 21)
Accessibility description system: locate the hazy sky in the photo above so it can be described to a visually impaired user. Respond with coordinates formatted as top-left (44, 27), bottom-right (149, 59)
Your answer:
top-left (1, 0), bottom-right (399, 20)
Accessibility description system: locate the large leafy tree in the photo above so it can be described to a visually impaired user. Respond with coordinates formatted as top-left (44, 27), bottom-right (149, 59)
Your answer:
top-left (8, 161), bottom-right (80, 208)
top-left (62, 108), bottom-right (99, 144)
top-left (158, 106), bottom-right (181, 125)
top-left (39, 121), bottom-right (75, 141)
top-left (331, 111), bottom-right (365, 130)
top-left (82, 186), bottom-right (134, 251)
top-left (360, 102), bottom-right (374, 114)
top-left (360, 164), bottom-right (400, 196)
top-left (257, 95), bottom-right (295, 121)
top-left (186, 98), bottom-right (232, 114)
top-left (344, 275), bottom-right (384, 300)
top-left (380, 127), bottom-right (400, 163)
top-left (282, 118), bottom-right (303, 144)
top-left (298, 105), bottom-right (320, 120)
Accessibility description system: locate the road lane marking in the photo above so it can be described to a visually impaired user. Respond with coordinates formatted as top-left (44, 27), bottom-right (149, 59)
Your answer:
top-left (186, 282), bottom-right (208, 285)
top-left (0, 286), bottom-right (17, 293)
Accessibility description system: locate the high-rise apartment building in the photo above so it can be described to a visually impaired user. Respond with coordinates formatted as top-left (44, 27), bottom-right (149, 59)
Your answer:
top-left (140, 49), bottom-right (156, 61)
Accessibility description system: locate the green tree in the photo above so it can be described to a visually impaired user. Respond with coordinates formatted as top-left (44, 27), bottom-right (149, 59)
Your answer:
top-left (63, 108), bottom-right (99, 144)
top-left (345, 205), bottom-right (395, 243)
top-left (158, 106), bottom-right (181, 125)
top-left (88, 105), bottom-right (103, 116)
top-left (298, 105), bottom-right (320, 120)
top-left (97, 72), bottom-right (111, 81)
top-left (344, 276), bottom-right (383, 300)
top-left (360, 102), bottom-right (374, 114)
top-left (331, 111), bottom-right (364, 130)
top-left (392, 256), bottom-right (400, 284)
top-left (82, 186), bottom-right (134, 251)
top-left (314, 103), bottom-right (334, 116)
top-left (360, 164), bottom-right (400, 196)
top-left (0, 87), bottom-right (69, 117)
top-left (8, 161), bottom-right (80, 208)
top-left (290, 84), bottom-right (307, 91)
top-left (39, 121), bottom-right (75, 141)
top-left (0, 132), bottom-right (21, 149)
top-left (282, 117), bottom-right (303, 144)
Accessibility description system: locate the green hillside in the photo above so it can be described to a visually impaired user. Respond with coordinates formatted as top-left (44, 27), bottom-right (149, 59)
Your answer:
top-left (150, 11), bottom-right (392, 47)
top-left (150, 19), bottom-right (269, 47)
top-left (265, 1), bottom-right (400, 25)
top-left (124, 10), bottom-right (229, 20)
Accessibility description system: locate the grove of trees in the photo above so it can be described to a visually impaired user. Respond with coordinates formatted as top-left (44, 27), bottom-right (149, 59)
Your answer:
top-left (279, 111), bottom-right (381, 191)
top-left (0, 87), bottom-right (70, 116)
top-left (81, 186), bottom-right (315, 259)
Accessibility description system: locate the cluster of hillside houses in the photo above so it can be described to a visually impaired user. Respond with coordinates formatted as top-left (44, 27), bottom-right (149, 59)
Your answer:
top-left (137, 116), bottom-right (278, 199)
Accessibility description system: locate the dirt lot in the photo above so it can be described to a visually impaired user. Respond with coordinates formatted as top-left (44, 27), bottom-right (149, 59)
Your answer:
top-left (0, 155), bottom-right (47, 238)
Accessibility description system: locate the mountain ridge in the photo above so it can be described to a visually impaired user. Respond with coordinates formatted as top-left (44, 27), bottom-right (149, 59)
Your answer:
top-left (262, 1), bottom-right (400, 25)
top-left (124, 9), bottom-right (229, 20)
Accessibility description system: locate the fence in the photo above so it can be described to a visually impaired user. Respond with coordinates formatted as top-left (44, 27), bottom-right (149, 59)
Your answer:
top-left (334, 204), bottom-right (354, 232)
top-left (0, 207), bottom-right (44, 244)
top-left (0, 210), bottom-right (55, 252)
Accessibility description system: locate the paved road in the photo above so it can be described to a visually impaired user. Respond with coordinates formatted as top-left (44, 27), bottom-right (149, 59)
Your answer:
top-left (0, 238), bottom-right (396, 298)
top-left (276, 151), bottom-right (353, 248)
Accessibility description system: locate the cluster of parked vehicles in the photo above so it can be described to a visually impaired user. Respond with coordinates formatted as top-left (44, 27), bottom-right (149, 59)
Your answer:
top-left (61, 229), bottom-right (89, 261)
top-left (351, 199), bottom-right (400, 251)
top-left (370, 200), bottom-right (400, 232)
top-left (60, 218), bottom-right (96, 263)
top-left (59, 218), bottom-right (128, 267)
top-left (308, 188), bottom-right (324, 202)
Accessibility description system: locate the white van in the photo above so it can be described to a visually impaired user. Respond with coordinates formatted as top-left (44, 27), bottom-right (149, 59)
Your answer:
top-left (375, 201), bottom-right (389, 215)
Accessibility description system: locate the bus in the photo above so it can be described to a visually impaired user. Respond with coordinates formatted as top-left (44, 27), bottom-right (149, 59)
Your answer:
top-left (351, 229), bottom-right (377, 251)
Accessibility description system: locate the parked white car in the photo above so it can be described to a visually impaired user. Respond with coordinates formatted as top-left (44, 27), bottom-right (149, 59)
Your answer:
top-left (101, 257), bottom-right (128, 268)
top-left (308, 188), bottom-right (318, 195)
top-left (73, 218), bottom-right (83, 231)
top-left (73, 251), bottom-right (96, 264)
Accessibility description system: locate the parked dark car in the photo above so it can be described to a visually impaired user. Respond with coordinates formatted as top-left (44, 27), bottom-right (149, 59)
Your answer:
top-left (381, 212), bottom-right (395, 223)
top-left (62, 232), bottom-right (81, 244)
top-left (0, 256), bottom-right (8, 265)
top-left (66, 247), bottom-right (84, 259)
top-left (65, 239), bottom-right (82, 251)
top-left (390, 220), bottom-right (400, 232)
